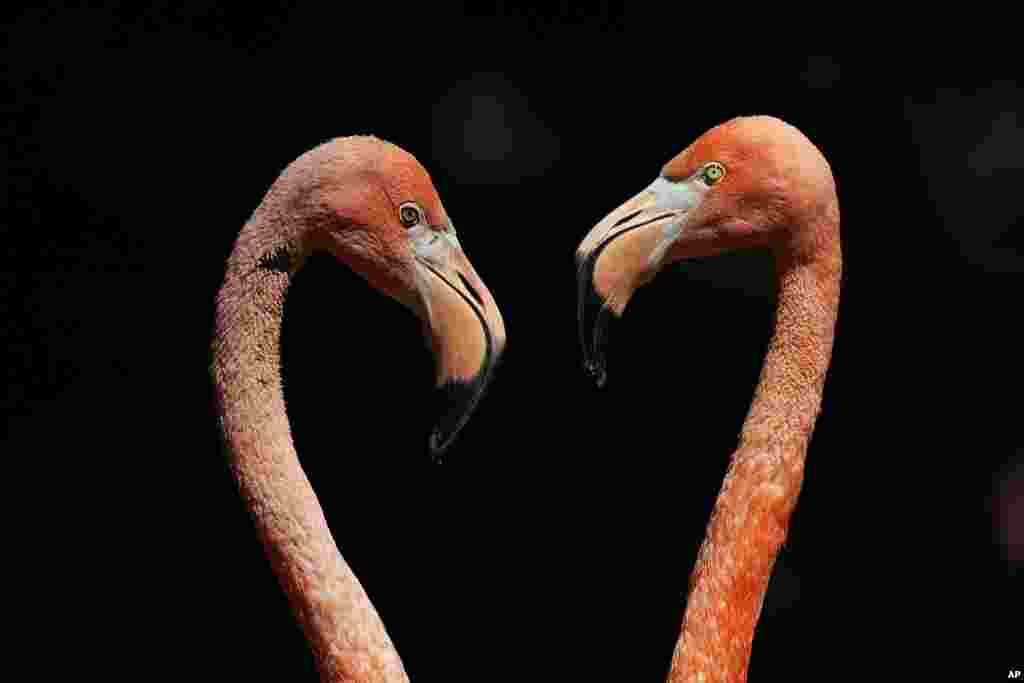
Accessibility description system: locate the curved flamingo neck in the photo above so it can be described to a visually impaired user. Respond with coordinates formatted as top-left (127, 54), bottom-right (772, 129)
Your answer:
top-left (211, 215), bottom-right (409, 683)
top-left (668, 213), bottom-right (841, 683)
top-left (741, 239), bottom-right (841, 450)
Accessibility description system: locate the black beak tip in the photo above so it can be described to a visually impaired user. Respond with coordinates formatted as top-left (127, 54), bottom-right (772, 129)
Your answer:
top-left (583, 361), bottom-right (608, 389)
top-left (578, 255), bottom-right (614, 391)
top-left (427, 430), bottom-right (450, 463)
top-left (427, 385), bottom-right (472, 462)
top-left (425, 357), bottom-right (498, 462)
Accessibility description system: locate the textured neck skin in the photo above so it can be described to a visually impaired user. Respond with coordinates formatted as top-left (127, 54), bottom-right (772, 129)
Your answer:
top-left (211, 185), bottom-right (410, 682)
top-left (667, 209), bottom-right (841, 683)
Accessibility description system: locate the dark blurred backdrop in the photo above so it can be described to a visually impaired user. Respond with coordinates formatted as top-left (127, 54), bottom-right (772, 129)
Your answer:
top-left (4, 4), bottom-right (1021, 680)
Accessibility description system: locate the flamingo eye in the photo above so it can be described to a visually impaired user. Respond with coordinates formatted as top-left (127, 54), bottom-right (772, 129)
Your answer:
top-left (701, 162), bottom-right (726, 186)
top-left (399, 203), bottom-right (422, 228)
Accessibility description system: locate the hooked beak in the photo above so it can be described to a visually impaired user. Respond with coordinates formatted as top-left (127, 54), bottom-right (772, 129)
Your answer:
top-left (413, 233), bottom-right (506, 460)
top-left (575, 184), bottom-right (690, 388)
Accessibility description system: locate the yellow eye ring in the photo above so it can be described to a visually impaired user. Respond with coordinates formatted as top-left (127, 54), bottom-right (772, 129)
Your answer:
top-left (702, 162), bottom-right (726, 185)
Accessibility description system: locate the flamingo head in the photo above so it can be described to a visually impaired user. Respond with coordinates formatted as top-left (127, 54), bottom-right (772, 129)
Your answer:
top-left (306, 136), bottom-right (506, 458)
top-left (575, 116), bottom-right (837, 387)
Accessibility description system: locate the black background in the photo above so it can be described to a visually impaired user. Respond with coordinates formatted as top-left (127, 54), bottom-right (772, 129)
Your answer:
top-left (5, 5), bottom-right (1021, 680)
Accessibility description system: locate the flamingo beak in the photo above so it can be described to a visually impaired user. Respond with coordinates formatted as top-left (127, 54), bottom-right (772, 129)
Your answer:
top-left (575, 179), bottom-right (698, 387)
top-left (412, 229), bottom-right (506, 459)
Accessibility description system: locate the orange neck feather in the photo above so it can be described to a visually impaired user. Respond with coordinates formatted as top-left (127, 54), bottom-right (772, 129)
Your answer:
top-left (668, 211), bottom-right (841, 683)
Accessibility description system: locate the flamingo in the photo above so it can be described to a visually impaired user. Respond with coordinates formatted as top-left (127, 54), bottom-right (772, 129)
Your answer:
top-left (576, 116), bottom-right (841, 682)
top-left (211, 136), bottom-right (505, 682)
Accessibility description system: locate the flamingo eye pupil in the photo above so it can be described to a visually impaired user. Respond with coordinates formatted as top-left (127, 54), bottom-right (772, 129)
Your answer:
top-left (399, 204), bottom-right (421, 227)
top-left (702, 162), bottom-right (726, 185)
